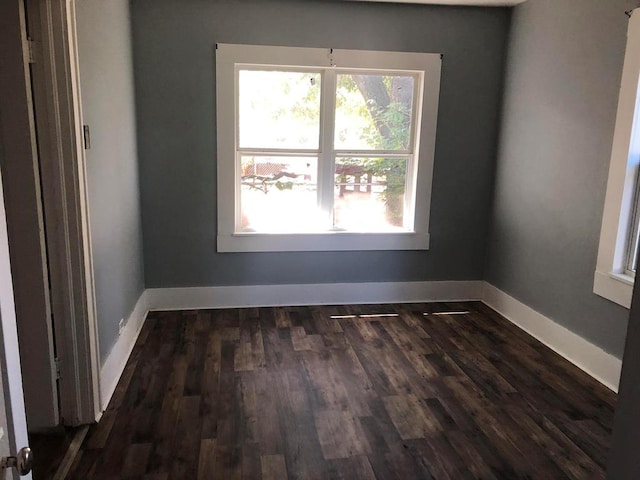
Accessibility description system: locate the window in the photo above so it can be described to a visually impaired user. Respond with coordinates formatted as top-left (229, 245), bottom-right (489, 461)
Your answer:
top-left (595, 11), bottom-right (640, 308)
top-left (626, 169), bottom-right (640, 276)
top-left (216, 44), bottom-right (441, 252)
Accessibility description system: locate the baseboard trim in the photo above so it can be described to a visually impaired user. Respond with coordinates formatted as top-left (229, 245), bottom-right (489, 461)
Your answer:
top-left (482, 282), bottom-right (622, 392)
top-left (97, 280), bottom-right (621, 412)
top-left (99, 290), bottom-right (149, 410)
top-left (145, 280), bottom-right (485, 311)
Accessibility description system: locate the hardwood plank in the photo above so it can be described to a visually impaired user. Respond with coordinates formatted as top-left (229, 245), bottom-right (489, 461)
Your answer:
top-left (241, 443), bottom-right (262, 479)
top-left (168, 396), bottom-right (202, 479)
top-left (326, 455), bottom-right (376, 480)
top-left (211, 445), bottom-right (241, 480)
top-left (314, 410), bottom-right (371, 459)
top-left (382, 394), bottom-right (442, 440)
top-left (261, 454), bottom-right (288, 480)
top-left (122, 443), bottom-right (152, 477)
top-left (197, 439), bottom-right (217, 480)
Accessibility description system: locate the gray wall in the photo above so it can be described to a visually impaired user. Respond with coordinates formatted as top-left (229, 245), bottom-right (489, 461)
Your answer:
top-left (485, 0), bottom-right (637, 358)
top-left (131, 0), bottom-right (510, 288)
top-left (76, 0), bottom-right (145, 363)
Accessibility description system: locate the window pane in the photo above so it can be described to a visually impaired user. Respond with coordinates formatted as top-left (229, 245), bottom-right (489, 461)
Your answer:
top-left (240, 156), bottom-right (321, 232)
top-left (335, 74), bottom-right (415, 151)
top-left (627, 168), bottom-right (640, 274)
top-left (239, 70), bottom-right (321, 149)
top-left (334, 157), bottom-right (408, 231)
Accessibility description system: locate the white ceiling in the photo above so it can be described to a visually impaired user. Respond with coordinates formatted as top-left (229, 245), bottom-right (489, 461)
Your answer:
top-left (352, 0), bottom-right (527, 6)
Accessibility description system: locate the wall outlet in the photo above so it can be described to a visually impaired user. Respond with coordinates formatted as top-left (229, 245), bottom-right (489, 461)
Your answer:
top-left (118, 318), bottom-right (125, 335)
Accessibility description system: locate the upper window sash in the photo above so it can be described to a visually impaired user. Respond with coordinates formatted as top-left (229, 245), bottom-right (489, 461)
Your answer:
top-left (235, 66), bottom-right (423, 155)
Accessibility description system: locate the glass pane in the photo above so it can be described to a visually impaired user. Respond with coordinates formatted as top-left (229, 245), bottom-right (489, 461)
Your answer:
top-left (333, 157), bottom-right (408, 231)
top-left (335, 74), bottom-right (415, 151)
top-left (240, 156), bottom-right (321, 232)
top-left (239, 70), bottom-right (321, 149)
top-left (627, 170), bottom-right (640, 273)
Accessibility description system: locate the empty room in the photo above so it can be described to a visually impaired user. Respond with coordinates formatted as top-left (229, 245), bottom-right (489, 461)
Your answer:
top-left (3, 0), bottom-right (640, 478)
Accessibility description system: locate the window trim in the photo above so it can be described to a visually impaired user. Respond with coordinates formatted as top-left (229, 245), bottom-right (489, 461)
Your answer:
top-left (216, 44), bottom-right (442, 252)
top-left (594, 11), bottom-right (640, 308)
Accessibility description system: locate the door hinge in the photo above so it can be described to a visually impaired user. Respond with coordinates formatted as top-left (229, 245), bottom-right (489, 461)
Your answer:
top-left (83, 125), bottom-right (91, 150)
top-left (26, 38), bottom-right (36, 64)
top-left (54, 358), bottom-right (61, 380)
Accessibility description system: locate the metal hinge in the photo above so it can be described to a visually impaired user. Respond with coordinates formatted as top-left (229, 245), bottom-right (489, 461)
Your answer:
top-left (54, 358), bottom-right (61, 380)
top-left (26, 38), bottom-right (36, 64)
top-left (83, 125), bottom-right (91, 150)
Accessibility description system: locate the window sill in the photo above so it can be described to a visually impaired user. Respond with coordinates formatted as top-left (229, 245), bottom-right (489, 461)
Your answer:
top-left (593, 270), bottom-right (634, 309)
top-left (217, 232), bottom-right (430, 253)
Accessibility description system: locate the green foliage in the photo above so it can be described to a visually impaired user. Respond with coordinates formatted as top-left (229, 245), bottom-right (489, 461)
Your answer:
top-left (274, 181), bottom-right (293, 191)
top-left (289, 73), bottom-right (321, 122)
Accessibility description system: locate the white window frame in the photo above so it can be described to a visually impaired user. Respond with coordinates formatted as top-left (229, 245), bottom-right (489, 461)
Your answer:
top-left (594, 10), bottom-right (640, 309)
top-left (216, 44), bottom-right (441, 253)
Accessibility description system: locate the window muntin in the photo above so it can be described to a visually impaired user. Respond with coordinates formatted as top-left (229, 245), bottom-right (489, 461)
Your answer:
top-left (216, 45), bottom-right (441, 252)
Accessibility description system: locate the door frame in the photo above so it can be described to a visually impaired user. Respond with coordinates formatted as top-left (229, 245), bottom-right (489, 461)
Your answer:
top-left (0, 0), bottom-right (59, 432)
top-left (12, 0), bottom-right (101, 426)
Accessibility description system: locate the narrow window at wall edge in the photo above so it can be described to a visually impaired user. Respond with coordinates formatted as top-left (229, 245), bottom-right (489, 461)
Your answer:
top-left (594, 9), bottom-right (640, 309)
top-left (215, 43), bottom-right (442, 253)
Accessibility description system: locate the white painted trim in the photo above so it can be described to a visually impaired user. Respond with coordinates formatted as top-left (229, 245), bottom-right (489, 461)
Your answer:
top-left (347, 1), bottom-right (525, 6)
top-left (482, 283), bottom-right (622, 392)
top-left (99, 291), bottom-right (149, 411)
top-left (594, 11), bottom-right (640, 308)
top-left (217, 232), bottom-right (430, 252)
top-left (146, 280), bottom-right (484, 311)
top-left (593, 270), bottom-right (633, 309)
top-left (25, 0), bottom-right (102, 426)
top-left (216, 44), bottom-right (441, 252)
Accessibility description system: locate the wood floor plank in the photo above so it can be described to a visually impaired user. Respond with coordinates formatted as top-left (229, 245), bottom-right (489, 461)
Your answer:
top-left (314, 410), bottom-right (371, 459)
top-left (261, 454), bottom-right (288, 480)
top-left (67, 302), bottom-right (617, 480)
top-left (382, 394), bottom-right (442, 440)
top-left (197, 439), bottom-right (217, 480)
top-left (326, 455), bottom-right (376, 480)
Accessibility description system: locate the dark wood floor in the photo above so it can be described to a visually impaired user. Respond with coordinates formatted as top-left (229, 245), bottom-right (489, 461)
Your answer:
top-left (30, 426), bottom-right (80, 479)
top-left (67, 302), bottom-right (616, 479)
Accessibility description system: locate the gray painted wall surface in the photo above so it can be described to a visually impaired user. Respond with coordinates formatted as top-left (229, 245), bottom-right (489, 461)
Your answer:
top-left (131, 0), bottom-right (510, 288)
top-left (76, 0), bottom-right (145, 363)
top-left (485, 0), bottom-right (636, 357)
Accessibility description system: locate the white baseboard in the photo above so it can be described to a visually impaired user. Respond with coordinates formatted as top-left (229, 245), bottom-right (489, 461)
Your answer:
top-left (99, 290), bottom-right (149, 410)
top-left (98, 280), bottom-right (621, 415)
top-left (482, 282), bottom-right (622, 392)
top-left (97, 281), bottom-right (480, 411)
top-left (145, 280), bottom-right (485, 311)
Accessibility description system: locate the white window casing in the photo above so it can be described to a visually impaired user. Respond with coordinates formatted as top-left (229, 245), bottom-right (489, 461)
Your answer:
top-left (216, 44), bottom-right (442, 252)
top-left (594, 11), bottom-right (640, 308)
